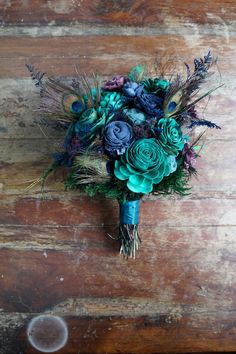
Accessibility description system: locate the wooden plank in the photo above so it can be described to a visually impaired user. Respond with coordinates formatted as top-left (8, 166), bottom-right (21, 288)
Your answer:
top-left (0, 2), bottom-right (235, 352)
top-left (0, 223), bottom-right (236, 312)
top-left (0, 192), bottom-right (235, 227)
top-left (1, 311), bottom-right (236, 353)
top-left (0, 36), bottom-right (235, 78)
top-left (1, 0), bottom-right (236, 27)
top-left (1, 219), bottom-right (236, 353)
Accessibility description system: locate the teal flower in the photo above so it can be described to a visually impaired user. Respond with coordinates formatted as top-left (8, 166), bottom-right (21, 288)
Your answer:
top-left (114, 138), bottom-right (170, 194)
top-left (74, 108), bottom-right (104, 140)
top-left (124, 108), bottom-right (146, 125)
top-left (142, 78), bottom-right (169, 94)
top-left (97, 91), bottom-right (123, 117)
top-left (156, 118), bottom-right (184, 156)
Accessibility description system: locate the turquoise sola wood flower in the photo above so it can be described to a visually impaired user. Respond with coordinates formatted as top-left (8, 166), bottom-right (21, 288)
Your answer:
top-left (156, 118), bottom-right (184, 156)
top-left (114, 138), bottom-right (171, 193)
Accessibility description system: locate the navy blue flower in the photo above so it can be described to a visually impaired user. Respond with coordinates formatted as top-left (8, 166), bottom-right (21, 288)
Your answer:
top-left (104, 121), bottom-right (134, 155)
top-left (123, 82), bottom-right (164, 117)
top-left (135, 85), bottom-right (164, 117)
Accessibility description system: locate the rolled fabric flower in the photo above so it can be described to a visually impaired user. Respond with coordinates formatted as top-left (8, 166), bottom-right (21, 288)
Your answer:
top-left (103, 75), bottom-right (126, 91)
top-left (114, 138), bottom-right (170, 194)
top-left (104, 121), bottom-right (134, 155)
top-left (156, 118), bottom-right (184, 156)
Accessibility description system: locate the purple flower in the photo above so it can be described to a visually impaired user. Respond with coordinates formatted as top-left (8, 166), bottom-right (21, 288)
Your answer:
top-left (103, 75), bottom-right (126, 91)
top-left (104, 121), bottom-right (134, 155)
top-left (182, 143), bottom-right (197, 169)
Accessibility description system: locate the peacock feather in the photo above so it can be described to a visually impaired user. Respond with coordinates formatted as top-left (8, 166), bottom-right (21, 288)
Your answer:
top-left (62, 94), bottom-right (85, 114)
top-left (70, 154), bottom-right (111, 185)
top-left (163, 89), bottom-right (184, 117)
top-left (38, 77), bottom-right (85, 123)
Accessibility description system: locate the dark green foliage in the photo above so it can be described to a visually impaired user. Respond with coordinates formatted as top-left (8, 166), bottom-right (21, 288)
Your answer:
top-left (152, 161), bottom-right (191, 196)
top-left (64, 159), bottom-right (191, 200)
top-left (65, 174), bottom-right (143, 202)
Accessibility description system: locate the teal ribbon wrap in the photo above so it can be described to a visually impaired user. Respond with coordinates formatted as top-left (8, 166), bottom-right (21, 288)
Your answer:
top-left (119, 200), bottom-right (140, 225)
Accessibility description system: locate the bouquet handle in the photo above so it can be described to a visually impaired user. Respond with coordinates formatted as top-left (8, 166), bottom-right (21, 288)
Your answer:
top-left (118, 200), bottom-right (141, 258)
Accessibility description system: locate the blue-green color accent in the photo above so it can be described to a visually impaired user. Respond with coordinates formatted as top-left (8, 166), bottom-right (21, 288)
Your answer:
top-left (119, 200), bottom-right (140, 225)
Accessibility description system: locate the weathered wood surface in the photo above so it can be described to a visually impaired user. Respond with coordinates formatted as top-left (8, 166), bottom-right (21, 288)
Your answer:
top-left (1, 0), bottom-right (236, 27)
top-left (1, 1), bottom-right (236, 353)
top-left (0, 36), bottom-right (236, 78)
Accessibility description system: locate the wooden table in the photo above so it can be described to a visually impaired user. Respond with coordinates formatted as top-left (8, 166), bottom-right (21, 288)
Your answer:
top-left (0, 1), bottom-right (236, 353)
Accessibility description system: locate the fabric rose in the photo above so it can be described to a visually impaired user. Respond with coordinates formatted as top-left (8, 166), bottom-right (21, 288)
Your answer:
top-left (104, 121), bottom-right (134, 155)
top-left (114, 138), bottom-right (170, 194)
top-left (103, 75), bottom-right (126, 91)
top-left (156, 118), bottom-right (184, 156)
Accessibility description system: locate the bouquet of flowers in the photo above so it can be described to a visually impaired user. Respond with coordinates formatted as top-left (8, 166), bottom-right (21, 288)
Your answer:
top-left (27, 51), bottom-right (220, 258)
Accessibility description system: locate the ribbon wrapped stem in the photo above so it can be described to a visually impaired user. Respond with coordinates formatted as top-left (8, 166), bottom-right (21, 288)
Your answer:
top-left (119, 200), bottom-right (141, 258)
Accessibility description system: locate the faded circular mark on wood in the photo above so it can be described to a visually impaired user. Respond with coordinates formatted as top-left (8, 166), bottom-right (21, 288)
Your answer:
top-left (27, 315), bottom-right (68, 353)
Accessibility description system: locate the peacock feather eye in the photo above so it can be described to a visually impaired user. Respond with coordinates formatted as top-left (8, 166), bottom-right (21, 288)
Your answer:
top-left (63, 94), bottom-right (84, 114)
top-left (164, 90), bottom-right (183, 117)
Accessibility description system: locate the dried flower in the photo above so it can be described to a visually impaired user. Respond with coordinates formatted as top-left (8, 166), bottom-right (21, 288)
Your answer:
top-left (103, 75), bottom-right (126, 91)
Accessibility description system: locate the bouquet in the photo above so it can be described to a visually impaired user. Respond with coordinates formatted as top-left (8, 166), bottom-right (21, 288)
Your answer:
top-left (26, 51), bottom-right (220, 258)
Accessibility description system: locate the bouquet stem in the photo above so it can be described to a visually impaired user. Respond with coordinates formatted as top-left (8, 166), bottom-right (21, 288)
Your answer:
top-left (119, 200), bottom-right (141, 258)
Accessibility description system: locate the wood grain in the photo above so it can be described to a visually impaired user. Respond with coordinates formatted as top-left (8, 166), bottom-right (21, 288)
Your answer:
top-left (1, 221), bottom-right (236, 353)
top-left (2, 311), bottom-right (236, 354)
top-left (1, 0), bottom-right (236, 26)
top-left (1, 1), bottom-right (236, 353)
top-left (0, 36), bottom-right (235, 78)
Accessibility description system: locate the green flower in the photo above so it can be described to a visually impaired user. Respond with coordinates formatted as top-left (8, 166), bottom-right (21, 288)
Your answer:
top-left (114, 138), bottom-right (170, 194)
top-left (142, 78), bottom-right (169, 94)
top-left (75, 108), bottom-right (105, 140)
top-left (124, 108), bottom-right (146, 125)
top-left (157, 118), bottom-right (184, 156)
top-left (97, 91), bottom-right (123, 117)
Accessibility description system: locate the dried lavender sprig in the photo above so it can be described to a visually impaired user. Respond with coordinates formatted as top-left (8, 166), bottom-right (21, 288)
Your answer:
top-left (187, 119), bottom-right (221, 129)
top-left (26, 64), bottom-right (46, 90)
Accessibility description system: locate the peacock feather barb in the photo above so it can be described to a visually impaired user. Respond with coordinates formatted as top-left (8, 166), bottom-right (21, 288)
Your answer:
top-left (26, 51), bottom-right (221, 258)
